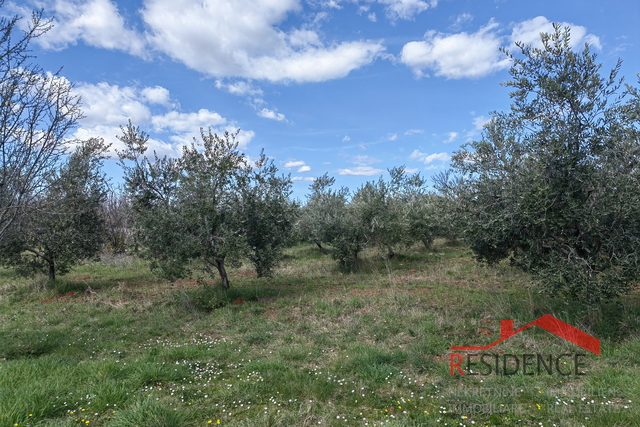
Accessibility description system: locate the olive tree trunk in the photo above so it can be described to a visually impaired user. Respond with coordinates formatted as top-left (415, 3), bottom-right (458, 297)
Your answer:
top-left (215, 257), bottom-right (230, 290)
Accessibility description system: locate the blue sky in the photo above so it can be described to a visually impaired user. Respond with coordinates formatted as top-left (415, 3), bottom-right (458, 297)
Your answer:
top-left (7, 0), bottom-right (640, 200)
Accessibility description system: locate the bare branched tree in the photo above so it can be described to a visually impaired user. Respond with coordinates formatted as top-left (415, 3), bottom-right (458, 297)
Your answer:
top-left (0, 1), bottom-right (83, 241)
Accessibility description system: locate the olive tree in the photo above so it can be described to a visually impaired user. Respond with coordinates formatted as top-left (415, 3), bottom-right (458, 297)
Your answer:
top-left (403, 194), bottom-right (439, 250)
top-left (432, 170), bottom-right (465, 245)
top-left (0, 1), bottom-right (82, 241)
top-left (350, 167), bottom-right (443, 256)
top-left (0, 138), bottom-right (109, 280)
top-left (238, 153), bottom-right (297, 278)
top-left (350, 169), bottom-right (416, 258)
top-left (300, 168), bottom-right (438, 269)
top-left (329, 199), bottom-right (367, 271)
top-left (449, 25), bottom-right (640, 304)
top-left (118, 124), bottom-right (245, 288)
top-left (296, 174), bottom-right (336, 253)
top-left (297, 174), bottom-right (366, 270)
top-left (386, 166), bottom-right (442, 250)
top-left (118, 123), bottom-right (294, 288)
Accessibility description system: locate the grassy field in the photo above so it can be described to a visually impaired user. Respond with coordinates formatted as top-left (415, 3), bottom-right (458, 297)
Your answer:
top-left (0, 242), bottom-right (638, 427)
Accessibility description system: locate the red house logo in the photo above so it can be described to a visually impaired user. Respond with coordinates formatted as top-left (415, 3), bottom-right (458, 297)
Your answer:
top-left (450, 314), bottom-right (600, 355)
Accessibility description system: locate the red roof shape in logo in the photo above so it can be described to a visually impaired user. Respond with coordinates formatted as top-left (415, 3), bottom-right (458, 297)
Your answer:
top-left (450, 314), bottom-right (600, 355)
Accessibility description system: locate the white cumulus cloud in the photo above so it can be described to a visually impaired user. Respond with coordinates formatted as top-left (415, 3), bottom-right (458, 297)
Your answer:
top-left (75, 82), bottom-right (152, 127)
top-left (466, 115), bottom-right (491, 138)
top-left (443, 131), bottom-right (458, 143)
top-left (473, 115), bottom-right (491, 130)
top-left (400, 16), bottom-right (601, 79)
top-left (141, 86), bottom-right (174, 108)
top-left (151, 110), bottom-right (226, 133)
top-left (17, 0), bottom-right (385, 83)
top-left (215, 80), bottom-right (264, 97)
top-left (510, 16), bottom-right (601, 50)
top-left (337, 166), bottom-right (385, 176)
top-left (379, 0), bottom-right (435, 21)
top-left (258, 108), bottom-right (286, 121)
top-left (24, 0), bottom-right (146, 56)
top-left (409, 150), bottom-right (451, 164)
top-left (70, 82), bottom-right (250, 156)
top-left (284, 160), bottom-right (306, 168)
top-left (400, 20), bottom-right (509, 79)
top-left (284, 160), bottom-right (312, 172)
top-left (141, 0), bottom-right (385, 83)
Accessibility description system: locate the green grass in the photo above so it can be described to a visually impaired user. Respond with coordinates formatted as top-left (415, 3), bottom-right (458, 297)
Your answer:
top-left (0, 242), bottom-right (638, 427)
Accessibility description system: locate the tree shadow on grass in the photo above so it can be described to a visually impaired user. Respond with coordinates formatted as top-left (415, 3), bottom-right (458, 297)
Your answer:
top-left (499, 290), bottom-right (640, 343)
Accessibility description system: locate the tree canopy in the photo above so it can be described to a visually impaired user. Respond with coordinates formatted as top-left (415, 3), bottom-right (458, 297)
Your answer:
top-left (0, 138), bottom-right (110, 280)
top-left (118, 123), bottom-right (294, 288)
top-left (449, 25), bottom-right (640, 304)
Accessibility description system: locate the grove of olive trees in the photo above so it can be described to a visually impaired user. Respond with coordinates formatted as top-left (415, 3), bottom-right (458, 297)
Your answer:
top-left (2, 5), bottom-right (639, 309)
top-left (296, 167), bottom-right (447, 271)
